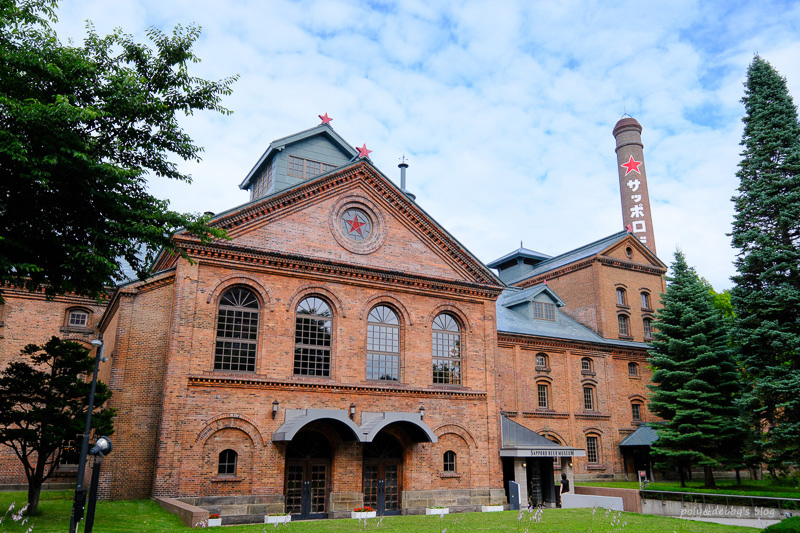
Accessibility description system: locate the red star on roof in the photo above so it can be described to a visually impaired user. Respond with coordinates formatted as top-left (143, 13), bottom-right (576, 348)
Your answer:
top-left (346, 213), bottom-right (366, 236)
top-left (621, 155), bottom-right (643, 176)
top-left (319, 113), bottom-right (332, 124)
top-left (357, 144), bottom-right (372, 158)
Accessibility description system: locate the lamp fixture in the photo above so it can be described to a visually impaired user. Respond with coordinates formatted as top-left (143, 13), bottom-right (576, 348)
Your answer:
top-left (419, 404), bottom-right (425, 419)
top-left (89, 436), bottom-right (112, 456)
top-left (272, 400), bottom-right (279, 419)
top-left (349, 403), bottom-right (356, 419)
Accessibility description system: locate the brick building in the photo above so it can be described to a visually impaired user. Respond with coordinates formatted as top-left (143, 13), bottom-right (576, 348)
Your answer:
top-left (0, 117), bottom-right (665, 519)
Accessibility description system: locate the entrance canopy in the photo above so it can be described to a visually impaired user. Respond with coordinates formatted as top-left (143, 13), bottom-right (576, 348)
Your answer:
top-left (273, 408), bottom-right (364, 442)
top-left (360, 412), bottom-right (437, 443)
top-left (499, 415), bottom-right (585, 458)
top-left (619, 424), bottom-right (659, 447)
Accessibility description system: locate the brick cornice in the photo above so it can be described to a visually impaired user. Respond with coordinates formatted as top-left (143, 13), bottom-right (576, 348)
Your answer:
top-left (516, 258), bottom-right (595, 288)
top-left (498, 332), bottom-right (650, 358)
top-left (596, 256), bottom-right (667, 275)
top-left (187, 374), bottom-right (487, 400)
top-left (574, 413), bottom-right (612, 420)
top-left (1, 285), bottom-right (106, 306)
top-left (522, 411), bottom-right (570, 419)
top-left (174, 240), bottom-right (504, 300)
top-left (515, 255), bottom-right (666, 289)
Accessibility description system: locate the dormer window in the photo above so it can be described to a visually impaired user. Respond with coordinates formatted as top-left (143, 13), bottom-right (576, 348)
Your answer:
top-left (288, 155), bottom-right (336, 179)
top-left (532, 302), bottom-right (555, 321)
top-left (68, 309), bottom-right (89, 327)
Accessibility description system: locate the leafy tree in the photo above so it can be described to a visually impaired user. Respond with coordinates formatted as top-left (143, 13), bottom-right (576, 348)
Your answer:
top-left (730, 55), bottom-right (800, 471)
top-left (0, 337), bottom-right (115, 513)
top-left (648, 251), bottom-right (743, 488)
top-left (0, 0), bottom-right (234, 301)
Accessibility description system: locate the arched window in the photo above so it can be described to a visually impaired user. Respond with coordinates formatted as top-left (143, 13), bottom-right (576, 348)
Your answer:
top-left (214, 288), bottom-right (259, 372)
top-left (583, 386), bottom-right (595, 411)
top-left (432, 313), bottom-right (461, 385)
top-left (443, 450), bottom-right (456, 472)
top-left (643, 318), bottom-right (653, 339)
top-left (295, 297), bottom-right (332, 377)
top-left (631, 402), bottom-right (642, 421)
top-left (628, 362), bottom-right (639, 377)
top-left (218, 449), bottom-right (238, 476)
top-left (66, 308), bottom-right (90, 328)
top-left (366, 305), bottom-right (400, 381)
top-left (537, 382), bottom-right (549, 409)
top-left (535, 353), bottom-right (549, 369)
top-left (616, 288), bottom-right (627, 306)
top-left (640, 292), bottom-right (651, 310)
top-left (581, 357), bottom-right (593, 373)
top-left (585, 435), bottom-right (600, 464)
top-left (618, 314), bottom-right (630, 336)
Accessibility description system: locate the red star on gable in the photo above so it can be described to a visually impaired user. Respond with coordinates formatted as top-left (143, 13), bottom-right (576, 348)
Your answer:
top-left (346, 213), bottom-right (366, 236)
top-left (621, 155), bottom-right (643, 176)
top-left (319, 113), bottom-right (332, 124)
top-left (357, 144), bottom-right (372, 158)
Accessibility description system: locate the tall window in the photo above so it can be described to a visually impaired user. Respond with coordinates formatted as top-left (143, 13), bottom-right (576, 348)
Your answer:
top-left (641, 292), bottom-right (651, 309)
top-left (67, 309), bottom-right (89, 327)
top-left (532, 302), bottom-right (556, 320)
top-left (643, 318), bottom-right (653, 339)
top-left (536, 353), bottom-right (548, 368)
top-left (581, 358), bottom-right (593, 373)
top-left (295, 297), bottom-right (332, 377)
top-left (632, 402), bottom-right (642, 421)
top-left (618, 314), bottom-right (630, 336)
top-left (537, 383), bottom-right (549, 409)
top-left (218, 449), bottom-right (238, 476)
top-left (616, 288), bottom-right (627, 306)
top-left (628, 362), bottom-right (639, 377)
top-left (432, 313), bottom-right (461, 385)
top-left (583, 386), bottom-right (595, 411)
top-left (443, 450), bottom-right (456, 472)
top-left (586, 436), bottom-right (599, 464)
top-left (214, 288), bottom-right (259, 372)
top-left (366, 306), bottom-right (400, 381)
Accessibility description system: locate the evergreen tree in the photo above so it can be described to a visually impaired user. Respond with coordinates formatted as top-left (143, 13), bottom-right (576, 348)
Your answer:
top-left (648, 251), bottom-right (743, 488)
top-left (730, 56), bottom-right (800, 470)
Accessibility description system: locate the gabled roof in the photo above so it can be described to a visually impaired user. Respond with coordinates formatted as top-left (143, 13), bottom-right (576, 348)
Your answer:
top-left (496, 285), bottom-right (648, 349)
top-left (486, 247), bottom-right (552, 268)
top-left (239, 123), bottom-right (359, 190)
top-left (501, 415), bottom-right (561, 448)
top-left (619, 424), bottom-right (660, 447)
top-left (501, 284), bottom-right (565, 308)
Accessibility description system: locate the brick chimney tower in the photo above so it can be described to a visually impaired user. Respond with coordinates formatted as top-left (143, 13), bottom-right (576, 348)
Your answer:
top-left (613, 117), bottom-right (656, 255)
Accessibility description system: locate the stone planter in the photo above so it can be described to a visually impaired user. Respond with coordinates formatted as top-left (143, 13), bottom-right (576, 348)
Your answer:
top-left (207, 517), bottom-right (222, 527)
top-left (482, 505), bottom-right (504, 512)
top-left (426, 508), bottom-right (449, 515)
top-left (264, 514), bottom-right (291, 524)
top-left (351, 510), bottom-right (377, 519)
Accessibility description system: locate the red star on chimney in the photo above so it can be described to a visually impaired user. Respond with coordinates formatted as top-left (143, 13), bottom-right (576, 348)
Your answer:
top-left (621, 155), bottom-right (643, 176)
top-left (319, 113), bottom-right (333, 124)
top-left (357, 144), bottom-right (372, 158)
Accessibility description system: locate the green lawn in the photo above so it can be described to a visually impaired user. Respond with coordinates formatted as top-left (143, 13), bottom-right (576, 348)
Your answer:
top-left (0, 490), bottom-right (757, 532)
top-left (576, 479), bottom-right (800, 499)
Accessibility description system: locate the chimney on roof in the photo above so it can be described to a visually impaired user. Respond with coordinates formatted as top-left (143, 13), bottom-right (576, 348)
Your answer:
top-left (398, 156), bottom-right (416, 201)
top-left (613, 116), bottom-right (657, 255)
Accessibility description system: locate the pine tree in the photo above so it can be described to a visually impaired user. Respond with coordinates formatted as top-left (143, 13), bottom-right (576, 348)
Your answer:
top-left (730, 56), bottom-right (800, 470)
top-left (648, 251), bottom-right (743, 488)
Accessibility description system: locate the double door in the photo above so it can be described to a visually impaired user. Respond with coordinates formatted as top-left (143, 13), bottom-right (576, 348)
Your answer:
top-left (285, 459), bottom-right (328, 520)
top-left (363, 460), bottom-right (401, 515)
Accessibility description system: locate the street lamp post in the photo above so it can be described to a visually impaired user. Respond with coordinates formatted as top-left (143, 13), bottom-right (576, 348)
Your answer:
top-left (68, 336), bottom-right (106, 533)
top-left (84, 437), bottom-right (113, 533)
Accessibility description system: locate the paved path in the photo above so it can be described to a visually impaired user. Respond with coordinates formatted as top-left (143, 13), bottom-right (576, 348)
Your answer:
top-left (679, 516), bottom-right (782, 529)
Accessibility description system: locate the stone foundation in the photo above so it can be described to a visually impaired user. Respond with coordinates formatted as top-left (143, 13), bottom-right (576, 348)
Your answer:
top-left (178, 494), bottom-right (284, 524)
top-left (329, 492), bottom-right (364, 519)
top-left (402, 488), bottom-right (506, 514)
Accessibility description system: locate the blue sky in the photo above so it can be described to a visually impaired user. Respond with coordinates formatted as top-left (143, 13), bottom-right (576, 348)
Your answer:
top-left (53, 0), bottom-right (800, 289)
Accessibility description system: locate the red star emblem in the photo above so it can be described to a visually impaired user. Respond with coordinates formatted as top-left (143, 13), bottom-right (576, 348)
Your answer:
top-left (357, 144), bottom-right (372, 158)
top-left (319, 113), bottom-right (332, 124)
top-left (621, 155), bottom-right (643, 176)
top-left (346, 213), bottom-right (366, 236)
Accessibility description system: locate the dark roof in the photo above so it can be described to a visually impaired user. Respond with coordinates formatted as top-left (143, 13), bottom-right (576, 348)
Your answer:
top-left (501, 284), bottom-right (565, 308)
top-left (501, 416), bottom-right (562, 448)
top-left (619, 424), bottom-right (660, 447)
top-left (505, 230), bottom-right (630, 284)
top-left (496, 285), bottom-right (648, 349)
top-left (487, 247), bottom-right (552, 268)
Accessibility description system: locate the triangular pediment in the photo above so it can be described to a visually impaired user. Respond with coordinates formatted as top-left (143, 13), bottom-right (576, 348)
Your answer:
top-left (602, 234), bottom-right (666, 270)
top-left (179, 161), bottom-right (502, 288)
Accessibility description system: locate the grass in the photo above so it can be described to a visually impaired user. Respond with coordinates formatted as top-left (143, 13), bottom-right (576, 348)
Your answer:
top-left (576, 479), bottom-right (800, 499)
top-left (0, 490), bottom-right (757, 532)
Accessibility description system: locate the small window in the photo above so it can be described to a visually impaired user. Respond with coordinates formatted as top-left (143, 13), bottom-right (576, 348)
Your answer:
top-left (60, 440), bottom-right (80, 466)
top-left (218, 449), bottom-right (238, 476)
top-left (632, 403), bottom-right (642, 421)
top-left (640, 292), bottom-right (651, 309)
top-left (535, 353), bottom-right (548, 368)
top-left (643, 318), bottom-right (653, 339)
top-left (287, 155), bottom-right (337, 179)
top-left (532, 302), bottom-right (556, 321)
top-left (628, 362), bottom-right (639, 377)
top-left (581, 358), bottom-right (593, 373)
top-left (583, 386), bottom-right (595, 411)
top-left (443, 450), bottom-right (456, 472)
top-left (294, 297), bottom-right (333, 377)
top-left (432, 313), bottom-right (461, 385)
top-left (537, 383), bottom-right (549, 409)
top-left (616, 288), bottom-right (627, 306)
top-left (67, 309), bottom-right (89, 328)
top-left (586, 436), bottom-right (599, 464)
top-left (618, 315), bottom-right (630, 336)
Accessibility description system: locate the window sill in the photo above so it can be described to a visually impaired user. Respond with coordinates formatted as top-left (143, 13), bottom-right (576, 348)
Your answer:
top-left (628, 375), bottom-right (641, 380)
top-left (644, 336), bottom-right (654, 342)
top-left (587, 465), bottom-right (607, 471)
top-left (211, 476), bottom-right (244, 483)
top-left (618, 335), bottom-right (634, 341)
top-left (535, 366), bottom-right (551, 373)
top-left (439, 473), bottom-right (461, 479)
top-left (632, 420), bottom-right (643, 425)
top-left (616, 304), bottom-right (630, 310)
top-left (642, 307), bottom-right (654, 313)
top-left (59, 326), bottom-right (94, 334)
top-left (581, 371), bottom-right (596, 377)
